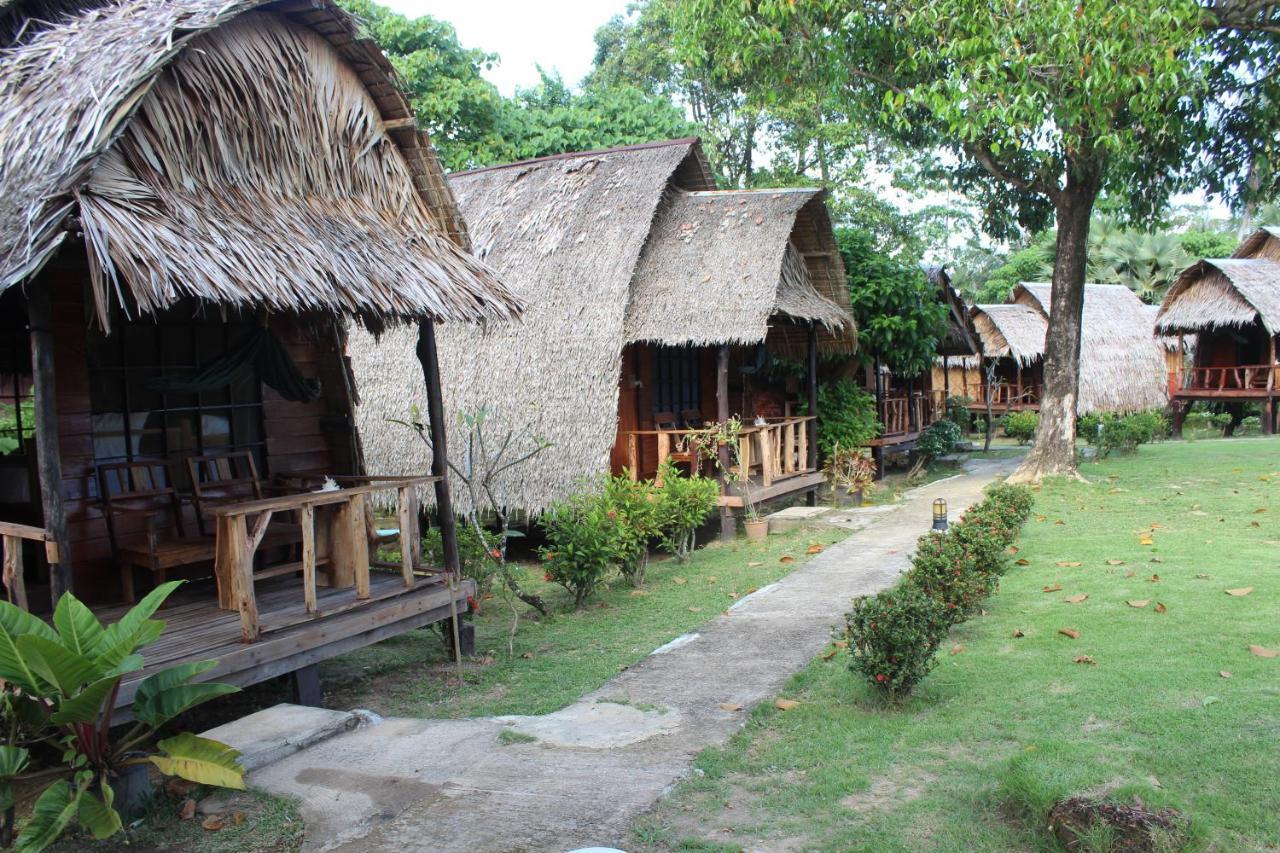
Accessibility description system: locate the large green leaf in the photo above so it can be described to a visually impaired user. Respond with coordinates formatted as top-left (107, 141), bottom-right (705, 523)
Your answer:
top-left (52, 594), bottom-right (103, 656)
top-left (0, 745), bottom-right (30, 778)
top-left (49, 676), bottom-right (118, 725)
top-left (95, 621), bottom-right (163, 674)
top-left (15, 779), bottom-right (79, 853)
top-left (76, 782), bottom-right (121, 840)
top-left (148, 734), bottom-right (245, 790)
top-left (15, 635), bottom-right (101, 696)
top-left (101, 652), bottom-right (144, 680)
top-left (133, 660), bottom-right (235, 728)
top-left (0, 602), bottom-right (58, 693)
top-left (97, 581), bottom-right (180, 654)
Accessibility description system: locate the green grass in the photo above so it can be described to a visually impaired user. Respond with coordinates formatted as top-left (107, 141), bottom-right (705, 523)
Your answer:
top-left (635, 439), bottom-right (1280, 852)
top-left (318, 524), bottom-right (849, 718)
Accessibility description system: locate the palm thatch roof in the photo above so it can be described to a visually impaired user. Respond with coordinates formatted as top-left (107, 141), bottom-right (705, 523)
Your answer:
top-left (1013, 282), bottom-right (1167, 414)
top-left (1232, 226), bottom-right (1280, 261)
top-left (624, 188), bottom-right (854, 353)
top-left (350, 139), bottom-right (855, 514)
top-left (1145, 304), bottom-right (1183, 352)
top-left (1156, 257), bottom-right (1280, 336)
top-left (0, 0), bottom-right (519, 331)
top-left (971, 303), bottom-right (1047, 365)
top-left (925, 263), bottom-right (980, 357)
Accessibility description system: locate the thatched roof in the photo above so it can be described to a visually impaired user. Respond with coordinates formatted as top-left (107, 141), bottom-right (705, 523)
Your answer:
top-left (351, 139), bottom-right (854, 513)
top-left (925, 263), bottom-right (980, 357)
top-left (1232, 226), bottom-right (1280, 261)
top-left (971, 303), bottom-right (1047, 365)
top-left (0, 0), bottom-right (519, 331)
top-left (624, 188), bottom-right (854, 351)
top-left (1145, 305), bottom-right (1183, 352)
top-left (1013, 282), bottom-right (1167, 414)
top-left (1156, 257), bottom-right (1280, 336)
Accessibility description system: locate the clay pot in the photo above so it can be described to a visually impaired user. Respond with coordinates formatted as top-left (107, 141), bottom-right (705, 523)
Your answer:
top-left (744, 519), bottom-right (769, 542)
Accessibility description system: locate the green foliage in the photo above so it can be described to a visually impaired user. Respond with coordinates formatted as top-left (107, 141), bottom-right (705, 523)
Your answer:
top-left (652, 460), bottom-right (718, 562)
top-left (1177, 229), bottom-right (1238, 261)
top-left (1078, 410), bottom-right (1169, 458)
top-left (0, 399), bottom-right (34, 455)
top-left (822, 445), bottom-right (877, 497)
top-left (944, 396), bottom-right (973, 432)
top-left (602, 474), bottom-right (662, 587)
top-left (814, 379), bottom-right (881, 456)
top-left (1002, 411), bottom-right (1039, 445)
top-left (836, 228), bottom-right (948, 376)
top-left (975, 236), bottom-right (1055, 303)
top-left (843, 584), bottom-right (950, 701)
top-left (538, 492), bottom-right (626, 608)
top-left (915, 419), bottom-right (962, 462)
top-left (0, 583), bottom-right (243, 851)
top-left (906, 531), bottom-right (997, 623)
top-left (422, 524), bottom-right (496, 596)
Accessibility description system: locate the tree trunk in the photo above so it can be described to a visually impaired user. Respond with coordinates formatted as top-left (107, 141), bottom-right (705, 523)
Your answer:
top-left (1009, 172), bottom-right (1101, 483)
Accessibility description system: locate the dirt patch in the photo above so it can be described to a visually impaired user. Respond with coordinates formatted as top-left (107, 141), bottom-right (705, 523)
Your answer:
top-left (840, 765), bottom-right (939, 813)
top-left (1048, 797), bottom-right (1186, 852)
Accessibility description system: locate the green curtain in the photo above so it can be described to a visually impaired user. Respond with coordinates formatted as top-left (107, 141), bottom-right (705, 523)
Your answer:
top-left (148, 325), bottom-right (321, 403)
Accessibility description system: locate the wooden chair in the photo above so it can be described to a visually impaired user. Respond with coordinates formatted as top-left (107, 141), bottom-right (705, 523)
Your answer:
top-left (653, 411), bottom-right (699, 475)
top-left (98, 459), bottom-right (215, 603)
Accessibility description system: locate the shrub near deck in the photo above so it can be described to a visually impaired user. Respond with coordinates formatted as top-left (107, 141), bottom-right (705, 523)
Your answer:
top-left (636, 440), bottom-right (1280, 851)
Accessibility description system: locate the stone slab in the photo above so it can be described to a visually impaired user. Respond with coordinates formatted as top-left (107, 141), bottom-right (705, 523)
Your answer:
top-left (201, 703), bottom-right (365, 772)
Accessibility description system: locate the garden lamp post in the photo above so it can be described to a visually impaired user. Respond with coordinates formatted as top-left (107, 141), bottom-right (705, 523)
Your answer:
top-left (932, 498), bottom-right (949, 531)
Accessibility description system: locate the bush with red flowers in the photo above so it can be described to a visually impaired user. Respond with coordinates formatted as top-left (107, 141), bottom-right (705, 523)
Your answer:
top-left (843, 584), bottom-right (950, 701)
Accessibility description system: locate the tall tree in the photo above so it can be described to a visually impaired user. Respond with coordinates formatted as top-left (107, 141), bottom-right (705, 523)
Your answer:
top-left (669, 0), bottom-right (1208, 481)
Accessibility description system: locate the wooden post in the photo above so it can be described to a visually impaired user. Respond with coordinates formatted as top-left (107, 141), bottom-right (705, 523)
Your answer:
top-left (397, 487), bottom-right (415, 587)
top-left (224, 515), bottom-right (258, 643)
top-left (2, 536), bottom-right (27, 611)
top-left (942, 354), bottom-right (950, 398)
top-left (806, 322), bottom-right (818, 503)
top-left (906, 376), bottom-right (918, 433)
top-left (26, 287), bottom-right (71, 604)
top-left (716, 345), bottom-right (735, 541)
top-left (872, 356), bottom-right (885, 479)
top-left (1264, 335), bottom-right (1277, 436)
top-left (626, 434), bottom-right (639, 480)
top-left (416, 321), bottom-right (459, 576)
top-left (300, 503), bottom-right (317, 613)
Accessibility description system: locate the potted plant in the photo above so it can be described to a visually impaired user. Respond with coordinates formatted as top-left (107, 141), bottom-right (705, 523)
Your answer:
top-left (0, 581), bottom-right (246, 851)
top-left (823, 444), bottom-right (876, 507)
top-left (686, 417), bottom-right (768, 541)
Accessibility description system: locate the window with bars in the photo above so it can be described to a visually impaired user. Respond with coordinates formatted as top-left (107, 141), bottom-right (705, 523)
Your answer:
top-left (650, 345), bottom-right (702, 421)
top-left (87, 300), bottom-right (266, 490)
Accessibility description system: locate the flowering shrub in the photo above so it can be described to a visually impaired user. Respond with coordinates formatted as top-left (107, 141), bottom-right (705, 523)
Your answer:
top-left (538, 492), bottom-right (627, 607)
top-left (844, 584), bottom-right (950, 701)
top-left (653, 460), bottom-right (718, 562)
top-left (907, 531), bottom-right (997, 623)
top-left (603, 473), bottom-right (661, 587)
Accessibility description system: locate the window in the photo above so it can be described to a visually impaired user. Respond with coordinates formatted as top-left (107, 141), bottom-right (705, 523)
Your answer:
top-left (651, 346), bottom-right (702, 418)
top-left (0, 289), bottom-right (34, 457)
top-left (88, 300), bottom-right (266, 489)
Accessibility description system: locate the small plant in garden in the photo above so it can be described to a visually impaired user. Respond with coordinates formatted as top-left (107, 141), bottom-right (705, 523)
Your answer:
top-left (652, 460), bottom-right (718, 562)
top-left (0, 582), bottom-right (244, 851)
top-left (539, 491), bottom-right (627, 607)
top-left (906, 531), bottom-right (997, 623)
top-left (422, 525), bottom-right (494, 596)
top-left (843, 584), bottom-right (949, 701)
top-left (815, 379), bottom-right (882, 456)
top-left (823, 444), bottom-right (876, 498)
top-left (1002, 410), bottom-right (1039, 444)
top-left (686, 417), bottom-right (761, 522)
top-left (1078, 410), bottom-right (1169, 459)
top-left (916, 419), bottom-right (962, 462)
top-left (602, 473), bottom-right (661, 587)
top-left (944, 395), bottom-right (973, 432)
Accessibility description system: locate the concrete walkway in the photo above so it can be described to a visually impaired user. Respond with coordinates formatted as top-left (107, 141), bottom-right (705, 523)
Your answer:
top-left (246, 456), bottom-right (1019, 852)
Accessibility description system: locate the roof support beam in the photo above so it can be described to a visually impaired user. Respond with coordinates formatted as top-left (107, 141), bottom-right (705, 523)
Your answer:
top-left (27, 285), bottom-right (71, 604)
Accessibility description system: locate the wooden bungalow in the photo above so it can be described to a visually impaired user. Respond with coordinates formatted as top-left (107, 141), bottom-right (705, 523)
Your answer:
top-left (351, 139), bottom-right (856, 534)
top-left (968, 283), bottom-right (1167, 417)
top-left (0, 0), bottom-right (520, 709)
top-left (1155, 227), bottom-right (1280, 435)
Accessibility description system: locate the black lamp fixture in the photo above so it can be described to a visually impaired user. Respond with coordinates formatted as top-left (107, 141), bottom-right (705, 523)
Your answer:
top-left (932, 498), bottom-right (949, 531)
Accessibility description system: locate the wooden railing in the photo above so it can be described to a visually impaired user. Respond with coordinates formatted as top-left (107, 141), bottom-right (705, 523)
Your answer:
top-left (1171, 364), bottom-right (1278, 395)
top-left (961, 381), bottom-right (1042, 408)
top-left (212, 475), bottom-right (435, 643)
top-left (879, 391), bottom-right (947, 437)
top-left (0, 521), bottom-right (57, 611)
top-left (623, 416), bottom-right (817, 490)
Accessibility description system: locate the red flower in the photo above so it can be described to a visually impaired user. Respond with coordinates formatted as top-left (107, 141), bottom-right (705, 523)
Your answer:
top-left (543, 571), bottom-right (552, 582)
top-left (875, 674), bottom-right (888, 683)
top-left (466, 595), bottom-right (480, 615)
top-left (490, 548), bottom-right (502, 560)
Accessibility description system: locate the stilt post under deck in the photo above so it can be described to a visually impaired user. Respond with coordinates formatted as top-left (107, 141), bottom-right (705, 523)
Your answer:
top-left (806, 323), bottom-right (819, 507)
top-left (942, 354), bottom-right (950, 398)
top-left (872, 357), bottom-right (885, 479)
top-left (27, 287), bottom-right (71, 604)
top-left (716, 345), bottom-right (735, 541)
top-left (1265, 334), bottom-right (1277, 436)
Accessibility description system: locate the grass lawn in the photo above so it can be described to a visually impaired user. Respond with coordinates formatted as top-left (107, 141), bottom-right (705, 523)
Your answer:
top-left (635, 438), bottom-right (1280, 851)
top-left (318, 524), bottom-right (849, 718)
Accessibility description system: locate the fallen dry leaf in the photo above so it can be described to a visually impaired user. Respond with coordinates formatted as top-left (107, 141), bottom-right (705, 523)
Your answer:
top-left (232, 812), bottom-right (246, 827)
top-left (1057, 561), bottom-right (1083, 568)
top-left (1139, 534), bottom-right (1155, 546)
top-left (746, 586), bottom-right (758, 594)
top-left (727, 593), bottom-right (738, 600)
top-left (707, 576), bottom-right (718, 583)
top-left (1059, 628), bottom-right (1081, 639)
top-left (1074, 655), bottom-right (1097, 665)
top-left (950, 644), bottom-right (965, 655)
top-left (1054, 519), bottom-right (1066, 525)
top-left (1064, 593), bottom-right (1089, 604)
top-left (1016, 558), bottom-right (1031, 566)
top-left (806, 544), bottom-right (824, 554)
top-left (1254, 507), bottom-right (1268, 514)
top-left (1126, 599), bottom-right (1150, 608)
top-left (774, 698), bottom-right (800, 711)
top-left (1219, 670), bottom-right (1232, 679)
top-left (1225, 587), bottom-right (1254, 597)
top-left (821, 649), bottom-right (837, 661)
top-left (1012, 629), bottom-right (1025, 638)
top-left (1035, 514), bottom-right (1047, 522)
top-left (179, 799), bottom-right (196, 821)
top-left (672, 576), bottom-right (687, 585)
top-left (1250, 645), bottom-right (1279, 658)
top-left (1251, 521), bottom-right (1261, 528)
top-left (1007, 545), bottom-right (1020, 555)
top-left (719, 702), bottom-right (743, 712)
top-left (521, 651), bottom-right (534, 659)
top-left (1154, 602), bottom-right (1168, 614)
top-left (1043, 583), bottom-right (1063, 593)
top-left (779, 555), bottom-right (796, 564)
top-left (629, 589), bottom-right (648, 597)
top-left (833, 639), bottom-right (849, 648)
top-left (1150, 523), bottom-right (1164, 529)
top-left (1148, 574), bottom-right (1160, 582)
top-left (1106, 559), bottom-right (1125, 566)
top-left (687, 607), bottom-right (702, 613)
top-left (202, 815), bottom-right (225, 832)
top-left (1124, 571), bottom-right (1136, 578)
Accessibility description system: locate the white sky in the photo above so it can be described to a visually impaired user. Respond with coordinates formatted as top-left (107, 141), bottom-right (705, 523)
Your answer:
top-left (381, 0), bottom-right (631, 94)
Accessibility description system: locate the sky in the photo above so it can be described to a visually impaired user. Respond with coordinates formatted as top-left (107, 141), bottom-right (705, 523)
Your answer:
top-left (382, 0), bottom-right (631, 94)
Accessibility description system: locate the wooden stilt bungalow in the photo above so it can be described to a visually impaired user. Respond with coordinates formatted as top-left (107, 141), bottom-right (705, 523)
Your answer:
top-left (968, 302), bottom-right (1049, 413)
top-left (350, 140), bottom-right (856, 533)
top-left (0, 0), bottom-right (520, 709)
top-left (1155, 227), bottom-right (1280, 435)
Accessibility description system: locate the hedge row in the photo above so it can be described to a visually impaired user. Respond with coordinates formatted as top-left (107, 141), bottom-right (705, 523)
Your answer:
top-left (842, 483), bottom-right (1035, 700)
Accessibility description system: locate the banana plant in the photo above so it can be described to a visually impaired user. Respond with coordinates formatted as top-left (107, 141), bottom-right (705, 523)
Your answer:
top-left (0, 581), bottom-right (244, 851)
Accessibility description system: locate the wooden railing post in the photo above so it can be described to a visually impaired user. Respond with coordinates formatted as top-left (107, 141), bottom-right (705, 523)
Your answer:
top-left (2, 535), bottom-right (27, 611)
top-left (300, 503), bottom-right (317, 613)
top-left (627, 434), bottom-right (639, 480)
top-left (350, 494), bottom-right (370, 600)
top-left (397, 486), bottom-right (417, 587)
